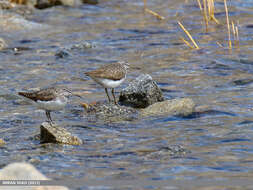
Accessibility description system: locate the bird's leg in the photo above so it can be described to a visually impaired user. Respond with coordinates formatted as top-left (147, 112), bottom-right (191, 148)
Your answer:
top-left (111, 88), bottom-right (118, 105)
top-left (105, 88), bottom-right (111, 103)
top-left (45, 110), bottom-right (53, 126)
top-left (48, 112), bottom-right (53, 124)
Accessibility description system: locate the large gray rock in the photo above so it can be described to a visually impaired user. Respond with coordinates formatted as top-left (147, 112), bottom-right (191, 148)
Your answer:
top-left (141, 98), bottom-right (195, 117)
top-left (40, 122), bottom-right (82, 145)
top-left (119, 74), bottom-right (164, 108)
top-left (0, 162), bottom-right (68, 190)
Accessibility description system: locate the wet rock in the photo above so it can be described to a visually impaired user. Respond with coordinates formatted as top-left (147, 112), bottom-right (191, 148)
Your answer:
top-left (0, 38), bottom-right (7, 50)
top-left (0, 162), bottom-right (68, 190)
top-left (82, 101), bottom-right (137, 122)
top-left (40, 122), bottom-right (82, 145)
top-left (0, 13), bottom-right (46, 31)
top-left (82, 0), bottom-right (98, 4)
top-left (55, 41), bottom-right (94, 58)
top-left (69, 41), bottom-right (94, 50)
top-left (55, 49), bottom-right (70, 59)
top-left (0, 138), bottom-right (5, 146)
top-left (145, 145), bottom-right (189, 160)
top-left (119, 74), bottom-right (164, 108)
top-left (35, 0), bottom-right (82, 9)
top-left (141, 98), bottom-right (195, 117)
top-left (233, 78), bottom-right (253, 86)
top-left (0, 0), bottom-right (13, 9)
top-left (8, 0), bottom-right (98, 9)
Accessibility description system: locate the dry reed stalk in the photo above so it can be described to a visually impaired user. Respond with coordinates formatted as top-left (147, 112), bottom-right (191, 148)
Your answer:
top-left (143, 0), bottom-right (147, 10)
top-left (203, 0), bottom-right (209, 32)
top-left (224, 0), bottom-right (232, 49)
top-left (180, 36), bottom-right (194, 49)
top-left (231, 21), bottom-right (236, 46)
top-left (177, 21), bottom-right (200, 49)
top-left (197, 0), bottom-right (202, 10)
top-left (235, 25), bottom-right (239, 47)
top-left (145, 8), bottom-right (165, 20)
top-left (209, 0), bottom-right (219, 24)
top-left (207, 0), bottom-right (211, 19)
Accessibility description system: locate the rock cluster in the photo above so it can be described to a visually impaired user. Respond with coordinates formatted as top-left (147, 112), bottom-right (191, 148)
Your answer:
top-left (82, 74), bottom-right (196, 119)
top-left (55, 41), bottom-right (94, 59)
top-left (39, 74), bottom-right (195, 144)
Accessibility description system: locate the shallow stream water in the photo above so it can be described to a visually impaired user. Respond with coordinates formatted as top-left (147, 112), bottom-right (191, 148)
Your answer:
top-left (1, 0), bottom-right (253, 189)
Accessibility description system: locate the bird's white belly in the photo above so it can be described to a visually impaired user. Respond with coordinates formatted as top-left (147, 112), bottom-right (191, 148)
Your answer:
top-left (36, 98), bottom-right (67, 111)
top-left (93, 77), bottom-right (125, 88)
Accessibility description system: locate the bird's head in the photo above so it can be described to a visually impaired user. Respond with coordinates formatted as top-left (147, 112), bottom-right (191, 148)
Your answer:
top-left (60, 88), bottom-right (83, 100)
top-left (119, 61), bottom-right (130, 70)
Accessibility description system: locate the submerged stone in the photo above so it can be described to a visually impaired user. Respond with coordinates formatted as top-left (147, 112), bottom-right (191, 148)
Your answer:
top-left (233, 78), bottom-right (253, 86)
top-left (119, 74), bottom-right (164, 108)
top-left (82, 0), bottom-right (98, 4)
top-left (140, 98), bottom-right (195, 117)
top-left (145, 145), bottom-right (189, 160)
top-left (40, 122), bottom-right (82, 145)
top-left (55, 41), bottom-right (94, 58)
top-left (69, 41), bottom-right (94, 50)
top-left (0, 38), bottom-right (7, 50)
top-left (55, 49), bottom-right (70, 59)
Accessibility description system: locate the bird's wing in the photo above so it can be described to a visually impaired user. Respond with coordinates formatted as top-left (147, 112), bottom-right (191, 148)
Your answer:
top-left (85, 63), bottom-right (125, 80)
top-left (18, 87), bottom-right (56, 102)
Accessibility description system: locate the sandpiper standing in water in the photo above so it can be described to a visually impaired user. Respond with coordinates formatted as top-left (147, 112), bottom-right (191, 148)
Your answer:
top-left (85, 61), bottom-right (129, 104)
top-left (18, 87), bottom-right (78, 125)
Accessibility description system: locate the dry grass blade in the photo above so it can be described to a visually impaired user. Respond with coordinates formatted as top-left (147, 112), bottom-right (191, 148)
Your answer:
top-left (235, 25), bottom-right (239, 47)
top-left (203, 0), bottom-right (209, 32)
top-left (207, 0), bottom-right (211, 19)
top-left (231, 21), bottom-right (236, 46)
top-left (209, 0), bottom-right (220, 24)
top-left (180, 36), bottom-right (195, 49)
top-left (224, 0), bottom-right (232, 49)
top-left (197, 0), bottom-right (202, 10)
top-left (177, 21), bottom-right (199, 49)
top-left (145, 8), bottom-right (165, 20)
top-left (143, 0), bottom-right (147, 10)
top-left (210, 15), bottom-right (219, 24)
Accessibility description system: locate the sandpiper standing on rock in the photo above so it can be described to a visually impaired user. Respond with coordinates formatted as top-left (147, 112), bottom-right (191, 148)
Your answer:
top-left (18, 87), bottom-right (79, 125)
top-left (85, 61), bottom-right (129, 104)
